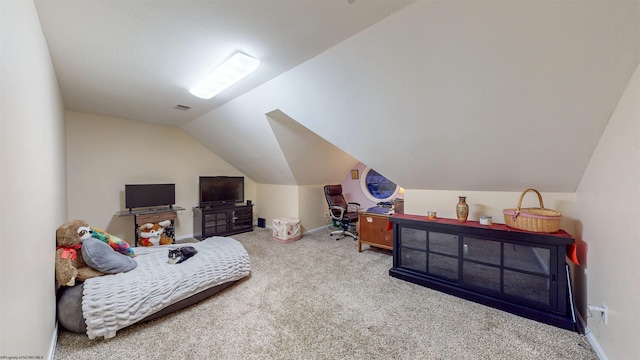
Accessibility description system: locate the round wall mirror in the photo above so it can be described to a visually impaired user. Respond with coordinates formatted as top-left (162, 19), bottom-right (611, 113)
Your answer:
top-left (360, 167), bottom-right (398, 202)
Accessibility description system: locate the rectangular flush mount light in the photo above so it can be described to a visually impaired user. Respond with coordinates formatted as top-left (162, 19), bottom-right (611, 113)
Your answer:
top-left (189, 52), bottom-right (260, 99)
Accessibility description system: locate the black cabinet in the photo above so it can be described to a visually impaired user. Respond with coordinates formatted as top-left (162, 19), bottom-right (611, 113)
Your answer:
top-left (390, 214), bottom-right (577, 331)
top-left (193, 204), bottom-right (253, 240)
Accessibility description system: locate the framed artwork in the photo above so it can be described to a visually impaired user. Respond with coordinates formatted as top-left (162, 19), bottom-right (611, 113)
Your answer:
top-left (351, 169), bottom-right (359, 179)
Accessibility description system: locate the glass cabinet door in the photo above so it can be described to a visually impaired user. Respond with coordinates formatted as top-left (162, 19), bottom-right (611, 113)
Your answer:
top-left (204, 211), bottom-right (228, 234)
top-left (398, 228), bottom-right (427, 272)
top-left (461, 235), bottom-right (555, 309)
top-left (462, 237), bottom-right (501, 293)
top-left (230, 208), bottom-right (251, 231)
top-left (428, 231), bottom-right (458, 281)
top-left (503, 244), bottom-right (552, 307)
top-left (399, 227), bottom-right (427, 249)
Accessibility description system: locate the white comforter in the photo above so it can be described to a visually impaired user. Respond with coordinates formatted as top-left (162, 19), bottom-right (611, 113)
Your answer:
top-left (82, 237), bottom-right (251, 339)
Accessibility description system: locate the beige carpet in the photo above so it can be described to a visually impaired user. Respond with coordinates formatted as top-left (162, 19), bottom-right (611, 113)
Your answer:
top-left (55, 228), bottom-right (596, 359)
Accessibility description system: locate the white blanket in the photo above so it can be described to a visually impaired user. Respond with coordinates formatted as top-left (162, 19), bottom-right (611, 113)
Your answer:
top-left (82, 237), bottom-right (251, 339)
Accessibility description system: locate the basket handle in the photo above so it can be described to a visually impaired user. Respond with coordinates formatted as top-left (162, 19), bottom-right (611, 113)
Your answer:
top-left (516, 188), bottom-right (544, 211)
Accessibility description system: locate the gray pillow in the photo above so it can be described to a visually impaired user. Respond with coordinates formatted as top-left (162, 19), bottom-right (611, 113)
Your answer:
top-left (82, 237), bottom-right (137, 273)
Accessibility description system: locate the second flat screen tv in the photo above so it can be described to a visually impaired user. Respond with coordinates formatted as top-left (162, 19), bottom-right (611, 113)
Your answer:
top-left (199, 176), bottom-right (244, 207)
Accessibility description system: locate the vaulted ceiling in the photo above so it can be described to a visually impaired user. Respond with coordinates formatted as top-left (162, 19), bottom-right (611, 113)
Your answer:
top-left (34, 0), bottom-right (414, 126)
top-left (35, 0), bottom-right (639, 191)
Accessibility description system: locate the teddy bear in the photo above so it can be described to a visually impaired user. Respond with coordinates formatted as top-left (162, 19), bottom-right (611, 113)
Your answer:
top-left (56, 220), bottom-right (139, 287)
top-left (138, 220), bottom-right (173, 246)
top-left (55, 220), bottom-right (106, 286)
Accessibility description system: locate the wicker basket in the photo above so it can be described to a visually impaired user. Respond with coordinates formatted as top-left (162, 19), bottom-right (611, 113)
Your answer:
top-left (503, 188), bottom-right (561, 233)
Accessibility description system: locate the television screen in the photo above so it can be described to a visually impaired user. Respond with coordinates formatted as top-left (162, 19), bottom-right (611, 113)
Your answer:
top-left (199, 176), bottom-right (244, 206)
top-left (125, 184), bottom-right (175, 210)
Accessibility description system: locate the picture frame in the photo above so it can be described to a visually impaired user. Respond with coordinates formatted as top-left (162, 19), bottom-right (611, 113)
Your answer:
top-left (351, 169), bottom-right (359, 179)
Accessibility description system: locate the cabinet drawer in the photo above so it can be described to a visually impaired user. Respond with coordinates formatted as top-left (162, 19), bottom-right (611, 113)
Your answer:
top-left (136, 211), bottom-right (177, 224)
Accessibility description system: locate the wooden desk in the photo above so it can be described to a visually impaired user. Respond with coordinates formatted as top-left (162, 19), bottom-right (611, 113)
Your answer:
top-left (358, 212), bottom-right (393, 252)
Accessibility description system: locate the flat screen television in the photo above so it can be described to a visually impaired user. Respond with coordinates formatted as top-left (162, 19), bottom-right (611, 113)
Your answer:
top-left (125, 183), bottom-right (175, 210)
top-left (199, 176), bottom-right (244, 207)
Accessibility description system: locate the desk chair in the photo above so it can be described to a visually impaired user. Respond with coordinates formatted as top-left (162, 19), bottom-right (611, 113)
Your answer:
top-left (323, 184), bottom-right (360, 240)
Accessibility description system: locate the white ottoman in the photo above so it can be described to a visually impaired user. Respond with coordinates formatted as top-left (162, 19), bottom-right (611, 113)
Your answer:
top-left (272, 218), bottom-right (301, 243)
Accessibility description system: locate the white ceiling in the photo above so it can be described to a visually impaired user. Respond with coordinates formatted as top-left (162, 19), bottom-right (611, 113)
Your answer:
top-left (35, 0), bottom-right (414, 126)
top-left (35, 0), bottom-right (639, 191)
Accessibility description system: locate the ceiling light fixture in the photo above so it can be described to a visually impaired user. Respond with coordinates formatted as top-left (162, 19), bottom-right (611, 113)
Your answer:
top-left (189, 52), bottom-right (260, 99)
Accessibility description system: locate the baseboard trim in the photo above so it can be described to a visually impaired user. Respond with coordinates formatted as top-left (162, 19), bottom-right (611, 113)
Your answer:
top-left (175, 234), bottom-right (195, 241)
top-left (252, 224), bottom-right (330, 235)
top-left (192, 225), bottom-right (328, 236)
top-left (257, 225), bottom-right (325, 235)
top-left (302, 225), bottom-right (330, 235)
top-left (48, 322), bottom-right (58, 360)
top-left (577, 312), bottom-right (608, 360)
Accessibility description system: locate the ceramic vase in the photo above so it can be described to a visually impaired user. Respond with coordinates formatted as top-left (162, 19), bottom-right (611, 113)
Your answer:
top-left (456, 196), bottom-right (469, 222)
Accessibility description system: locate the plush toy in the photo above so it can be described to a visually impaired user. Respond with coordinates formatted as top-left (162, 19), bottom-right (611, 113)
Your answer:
top-left (90, 227), bottom-right (136, 257)
top-left (82, 237), bottom-right (137, 274)
top-left (55, 220), bottom-right (106, 287)
top-left (139, 220), bottom-right (173, 246)
top-left (56, 220), bottom-right (138, 287)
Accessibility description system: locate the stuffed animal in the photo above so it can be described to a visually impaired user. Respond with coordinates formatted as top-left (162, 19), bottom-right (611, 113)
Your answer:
top-left (139, 220), bottom-right (173, 246)
top-left (90, 227), bottom-right (136, 257)
top-left (56, 220), bottom-right (138, 287)
top-left (55, 220), bottom-right (106, 287)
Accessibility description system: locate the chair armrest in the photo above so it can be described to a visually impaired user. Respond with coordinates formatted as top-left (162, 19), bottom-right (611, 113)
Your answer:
top-left (347, 202), bottom-right (361, 212)
top-left (329, 205), bottom-right (346, 219)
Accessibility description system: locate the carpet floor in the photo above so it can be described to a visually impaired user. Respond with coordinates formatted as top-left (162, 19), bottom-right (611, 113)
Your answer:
top-left (54, 227), bottom-right (596, 359)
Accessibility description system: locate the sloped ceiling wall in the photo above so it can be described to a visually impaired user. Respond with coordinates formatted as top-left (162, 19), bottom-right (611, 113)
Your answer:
top-left (182, 1), bottom-right (639, 192)
top-left (182, 90), bottom-right (297, 184)
top-left (266, 110), bottom-right (358, 185)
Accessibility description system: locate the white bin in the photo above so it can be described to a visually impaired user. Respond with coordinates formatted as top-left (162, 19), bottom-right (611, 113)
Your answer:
top-left (272, 218), bottom-right (301, 243)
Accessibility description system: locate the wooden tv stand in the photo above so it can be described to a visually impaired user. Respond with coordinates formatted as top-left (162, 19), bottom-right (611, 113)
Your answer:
top-left (116, 206), bottom-right (185, 246)
top-left (193, 204), bottom-right (253, 240)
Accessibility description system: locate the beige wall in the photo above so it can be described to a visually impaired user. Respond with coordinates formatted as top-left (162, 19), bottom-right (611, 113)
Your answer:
top-left (298, 185), bottom-right (328, 232)
top-left (254, 184), bottom-right (327, 233)
top-left (0, 1), bottom-right (66, 357)
top-left (255, 184), bottom-right (299, 228)
top-left (574, 63), bottom-right (640, 359)
top-left (66, 111), bottom-right (256, 242)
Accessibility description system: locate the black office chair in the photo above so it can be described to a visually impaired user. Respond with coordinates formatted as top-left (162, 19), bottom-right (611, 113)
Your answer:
top-left (324, 184), bottom-right (360, 240)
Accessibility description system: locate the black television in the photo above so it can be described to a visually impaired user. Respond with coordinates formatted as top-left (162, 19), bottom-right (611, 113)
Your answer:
top-left (199, 176), bottom-right (244, 207)
top-left (125, 183), bottom-right (175, 210)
